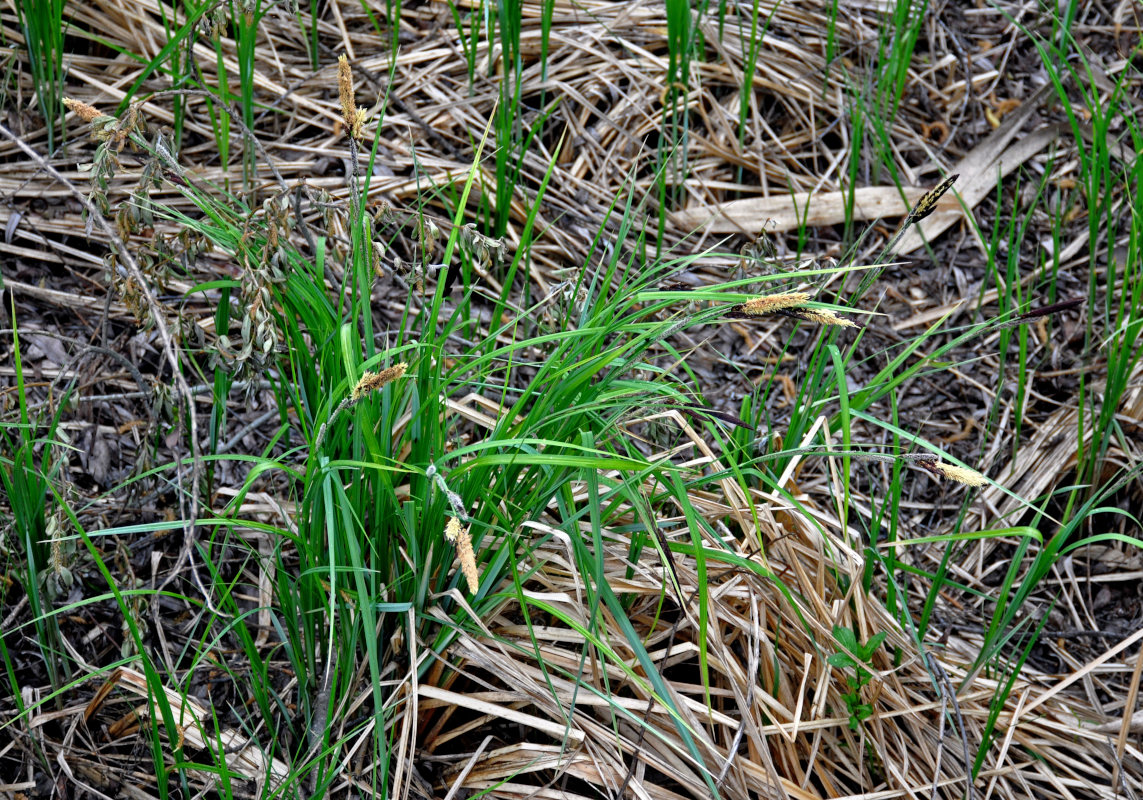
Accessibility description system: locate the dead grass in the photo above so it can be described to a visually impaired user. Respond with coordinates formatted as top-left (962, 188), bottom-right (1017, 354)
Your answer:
top-left (1, 0), bottom-right (974, 268)
top-left (415, 408), bottom-right (1139, 799)
top-left (2, 0), bottom-right (1142, 799)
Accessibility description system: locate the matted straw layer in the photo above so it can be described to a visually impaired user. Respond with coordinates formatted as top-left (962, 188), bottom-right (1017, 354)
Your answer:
top-left (1, 0), bottom-right (961, 276)
top-left (406, 408), bottom-right (1139, 800)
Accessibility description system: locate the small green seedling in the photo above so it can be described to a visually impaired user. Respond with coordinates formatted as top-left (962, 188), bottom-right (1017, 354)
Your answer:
top-left (828, 627), bottom-right (888, 730)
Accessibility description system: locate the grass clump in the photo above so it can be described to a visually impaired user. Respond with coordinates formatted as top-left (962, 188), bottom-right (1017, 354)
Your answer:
top-left (15, 0), bottom-right (67, 150)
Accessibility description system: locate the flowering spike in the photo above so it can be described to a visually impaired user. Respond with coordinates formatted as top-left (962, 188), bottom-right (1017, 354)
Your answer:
top-left (63, 97), bottom-right (103, 123)
top-left (778, 307), bottom-right (861, 328)
top-left (445, 517), bottom-right (479, 593)
top-left (906, 174), bottom-right (959, 225)
top-left (350, 363), bottom-right (407, 402)
top-left (723, 292), bottom-right (811, 320)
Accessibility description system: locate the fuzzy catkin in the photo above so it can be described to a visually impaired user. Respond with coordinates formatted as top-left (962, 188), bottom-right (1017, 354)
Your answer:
top-left (445, 517), bottom-right (479, 593)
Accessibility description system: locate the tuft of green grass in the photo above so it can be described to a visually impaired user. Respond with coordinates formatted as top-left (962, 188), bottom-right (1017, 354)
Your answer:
top-left (973, 168), bottom-right (1053, 460)
top-left (870, 0), bottom-right (926, 185)
top-left (233, 0), bottom-right (263, 191)
top-left (88, 76), bottom-right (919, 791)
top-left (15, 0), bottom-right (67, 150)
top-left (0, 318), bottom-right (71, 696)
top-left (656, 0), bottom-right (699, 250)
top-left (1007, 9), bottom-right (1143, 522)
top-left (840, 0), bottom-right (927, 241)
top-left (79, 72), bottom-right (733, 788)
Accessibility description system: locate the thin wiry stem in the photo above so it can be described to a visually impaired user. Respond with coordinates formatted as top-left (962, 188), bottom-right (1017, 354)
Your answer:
top-left (0, 119), bottom-right (216, 617)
